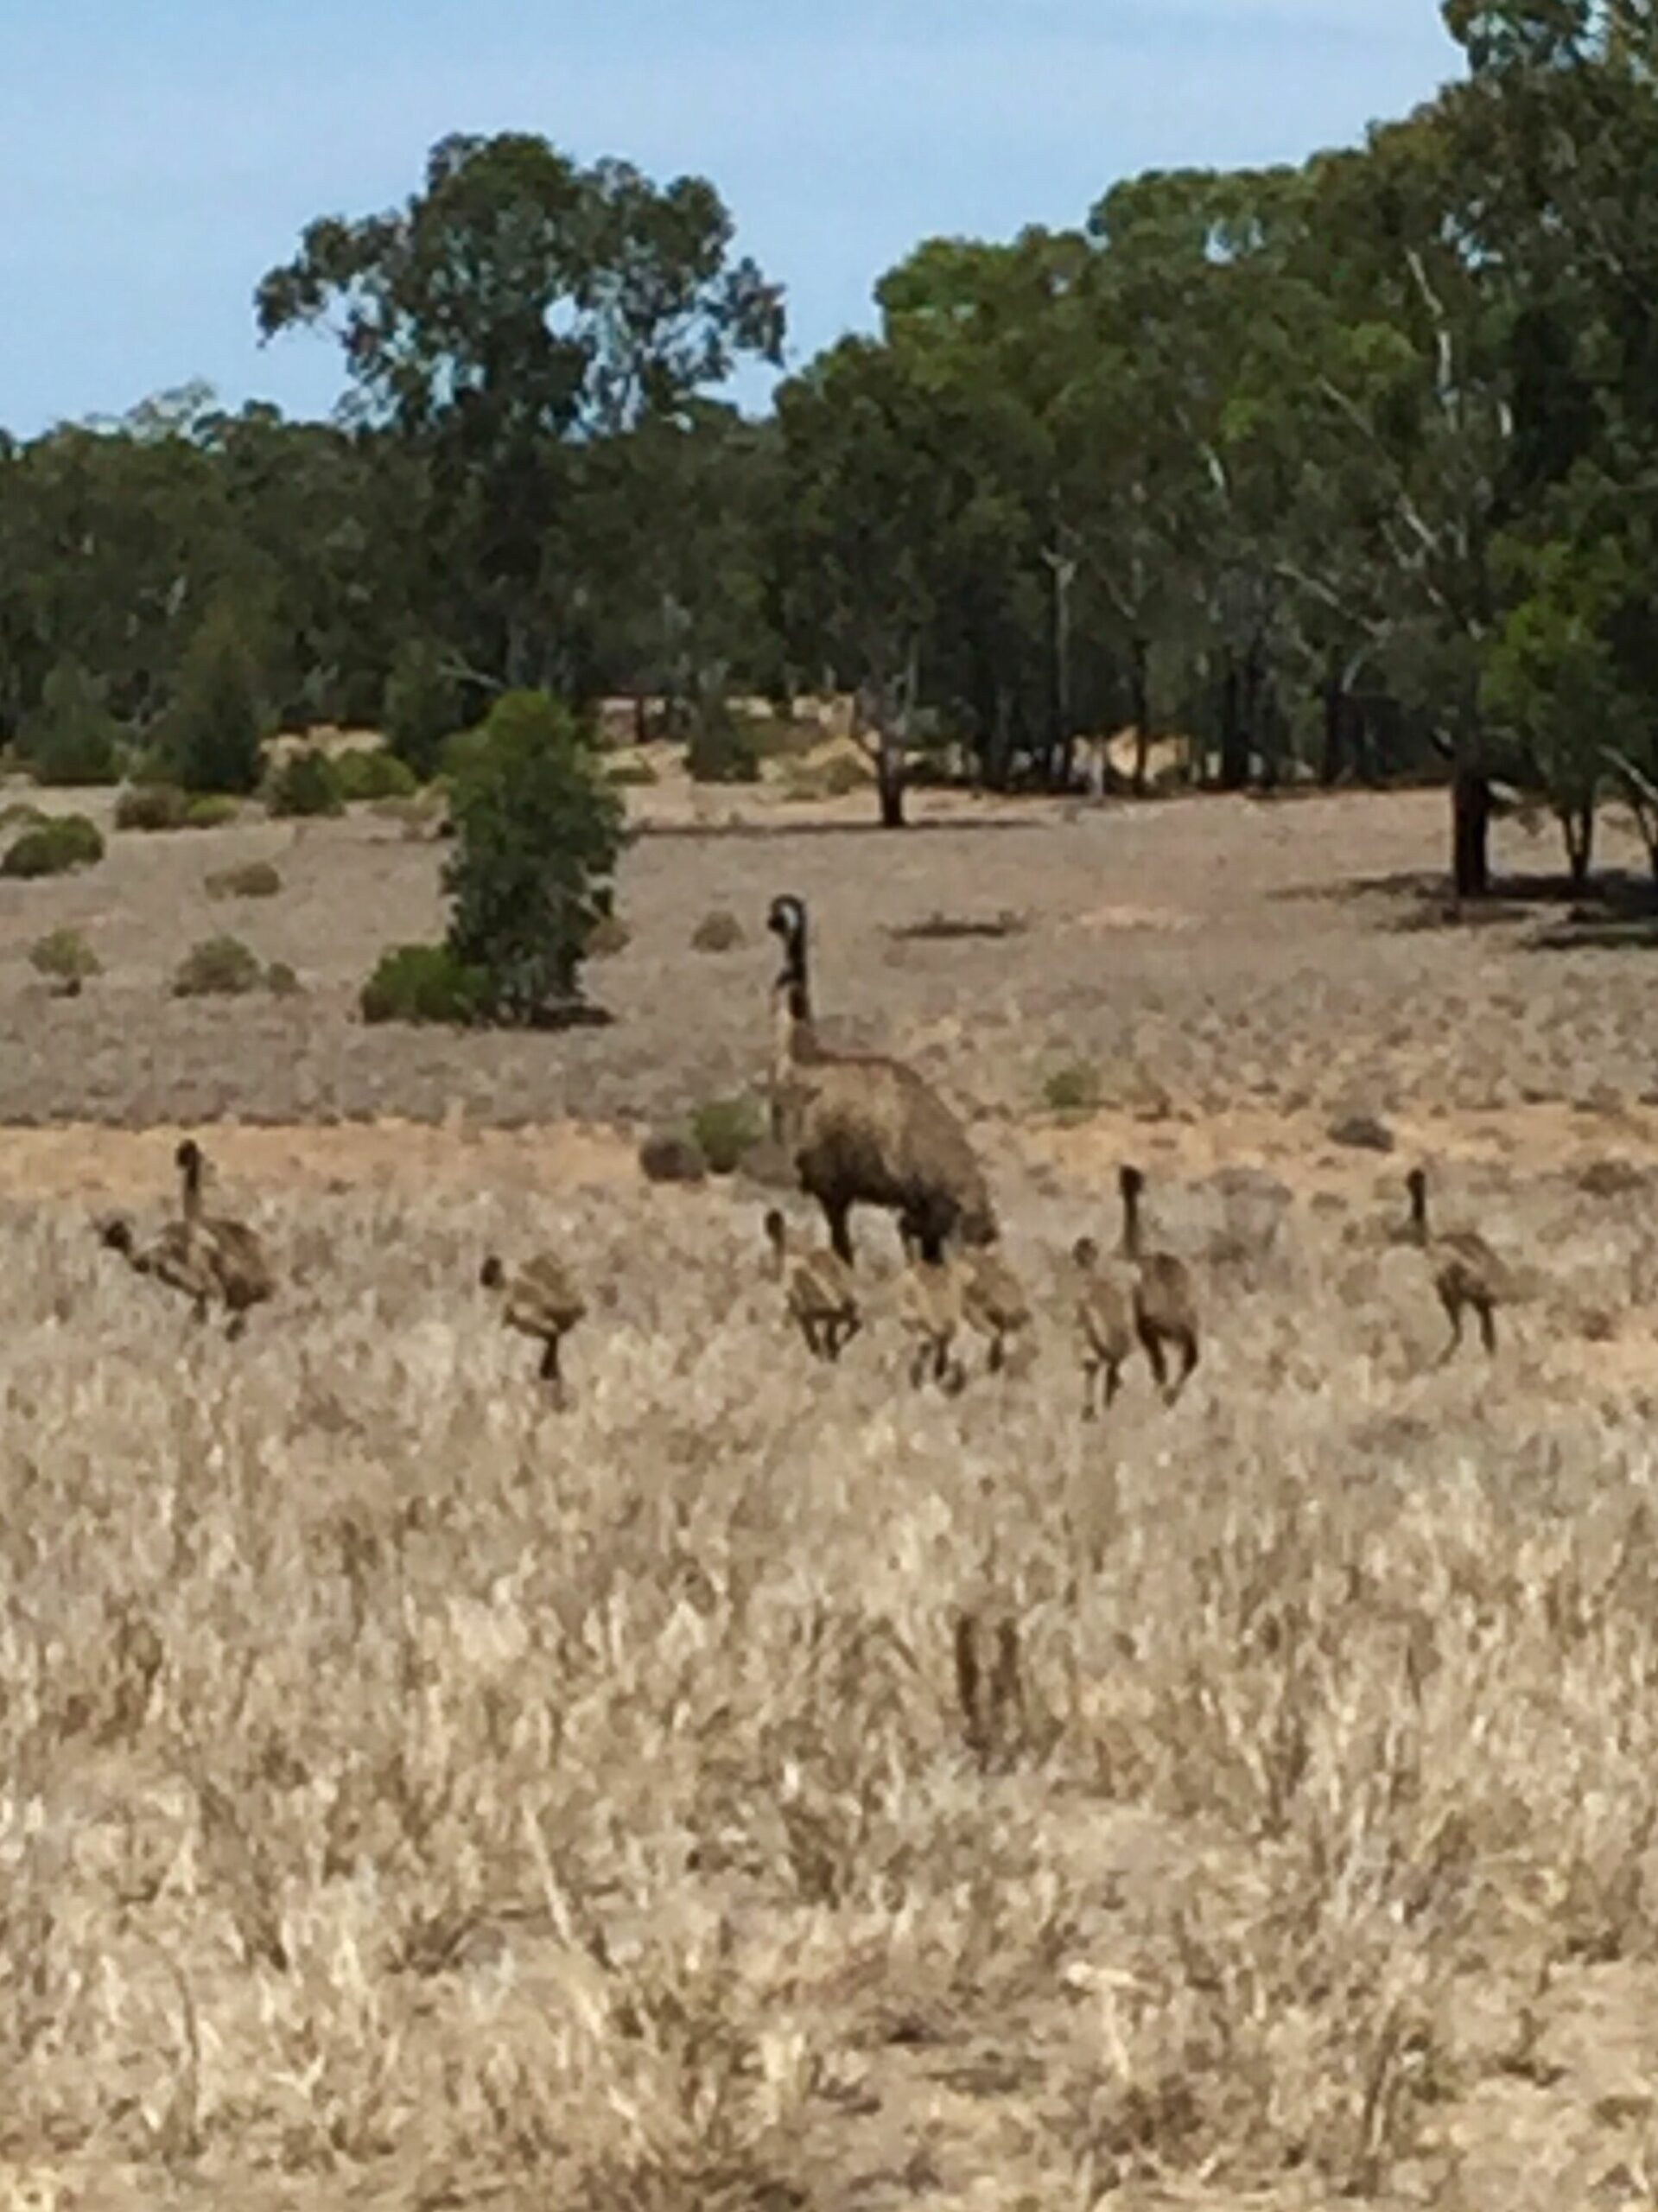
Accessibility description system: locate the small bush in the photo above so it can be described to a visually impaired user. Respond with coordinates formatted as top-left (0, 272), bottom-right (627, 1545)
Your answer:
top-left (587, 913), bottom-right (631, 957)
top-left (29, 927), bottom-right (100, 993)
top-left (607, 757), bottom-right (659, 788)
top-left (335, 748), bottom-right (419, 804)
top-left (264, 960), bottom-right (302, 998)
top-left (382, 640), bottom-right (463, 780)
top-left (265, 749), bottom-right (345, 818)
top-left (638, 1133), bottom-right (707, 1185)
top-left (206, 861), bottom-right (282, 900)
top-left (359, 943), bottom-right (490, 1027)
top-left (1044, 1060), bottom-right (1102, 1116)
top-left (116, 784), bottom-right (190, 832)
top-left (688, 1095), bottom-right (764, 1175)
top-left (2, 815), bottom-right (105, 878)
top-left (172, 935), bottom-right (264, 997)
top-left (162, 607), bottom-right (267, 795)
top-left (691, 908), bottom-right (745, 954)
top-left (185, 795), bottom-right (240, 830)
top-left (22, 661), bottom-right (123, 786)
top-left (0, 802), bottom-right (46, 830)
top-left (688, 711), bottom-right (761, 785)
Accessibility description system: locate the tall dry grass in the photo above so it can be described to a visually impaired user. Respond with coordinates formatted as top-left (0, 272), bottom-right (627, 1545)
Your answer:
top-left (0, 1157), bottom-right (1654, 2208)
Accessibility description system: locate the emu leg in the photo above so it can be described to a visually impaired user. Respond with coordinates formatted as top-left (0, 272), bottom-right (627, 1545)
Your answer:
top-left (824, 1198), bottom-right (854, 1268)
top-left (1166, 1330), bottom-right (1199, 1406)
top-left (987, 1332), bottom-right (1006, 1376)
top-left (1137, 1316), bottom-right (1168, 1395)
top-left (1082, 1359), bottom-right (1099, 1422)
top-left (1436, 1289), bottom-right (1464, 1366)
top-left (1477, 1300), bottom-right (1497, 1356)
top-left (1103, 1357), bottom-right (1123, 1410)
top-left (539, 1334), bottom-right (569, 1410)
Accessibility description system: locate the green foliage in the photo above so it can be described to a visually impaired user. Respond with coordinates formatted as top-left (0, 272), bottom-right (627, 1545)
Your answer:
top-left (22, 661), bottom-right (123, 786)
top-left (686, 702), bottom-right (761, 784)
top-left (264, 959), bottom-right (302, 997)
top-left (587, 912), bottom-right (632, 957)
top-left (1043, 1060), bottom-right (1102, 1116)
top-left (116, 783), bottom-right (190, 832)
top-left (265, 747), bottom-right (345, 817)
top-left (359, 942), bottom-right (489, 1026)
top-left (185, 794), bottom-right (241, 829)
top-left (29, 926), bottom-right (100, 991)
top-left (688, 1095), bottom-right (765, 1175)
top-left (2, 814), bottom-right (105, 877)
top-left (691, 907), bottom-right (745, 952)
top-left (607, 757), bottom-right (659, 788)
top-left (782, 753), bottom-right (871, 803)
top-left (206, 861), bottom-right (282, 899)
top-left (334, 747), bottom-right (419, 803)
top-left (172, 935), bottom-right (264, 996)
top-left (0, 803), bottom-right (46, 830)
top-left (162, 609), bottom-right (268, 796)
top-left (441, 690), bottom-right (625, 1022)
top-left (382, 641), bottom-right (462, 779)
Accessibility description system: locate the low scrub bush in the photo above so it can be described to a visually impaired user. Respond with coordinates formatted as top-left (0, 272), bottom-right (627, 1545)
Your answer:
top-left (359, 943), bottom-right (489, 1027)
top-left (265, 749), bottom-right (345, 818)
top-left (587, 913), bottom-right (632, 957)
top-left (782, 753), bottom-right (871, 803)
top-left (3, 814), bottom-right (105, 877)
top-left (1044, 1060), bottom-right (1102, 1116)
top-left (29, 927), bottom-right (100, 994)
top-left (607, 756), bottom-right (659, 788)
top-left (116, 784), bottom-right (190, 832)
top-left (691, 908), bottom-right (745, 954)
top-left (185, 794), bottom-right (240, 829)
top-left (688, 1095), bottom-right (765, 1175)
top-left (264, 960), bottom-right (302, 998)
top-left (205, 861), bottom-right (282, 900)
top-left (335, 748), bottom-right (419, 803)
top-left (172, 935), bottom-right (264, 997)
top-left (638, 1132), bottom-right (707, 1185)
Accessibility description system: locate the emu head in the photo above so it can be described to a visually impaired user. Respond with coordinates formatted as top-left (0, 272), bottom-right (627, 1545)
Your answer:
top-left (480, 1255), bottom-right (506, 1292)
top-left (98, 1215), bottom-right (135, 1257)
top-left (1118, 1164), bottom-right (1145, 1205)
top-left (767, 894), bottom-right (808, 972)
top-left (1405, 1167), bottom-right (1429, 1229)
top-left (175, 1137), bottom-right (204, 1195)
top-left (1071, 1235), bottom-right (1100, 1270)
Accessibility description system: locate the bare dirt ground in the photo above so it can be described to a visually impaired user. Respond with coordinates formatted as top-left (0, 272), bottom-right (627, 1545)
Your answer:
top-left (4, 783), bottom-right (1658, 2209)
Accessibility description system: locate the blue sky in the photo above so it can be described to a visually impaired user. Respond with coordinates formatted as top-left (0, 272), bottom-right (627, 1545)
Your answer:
top-left (0, 1), bottom-right (1461, 437)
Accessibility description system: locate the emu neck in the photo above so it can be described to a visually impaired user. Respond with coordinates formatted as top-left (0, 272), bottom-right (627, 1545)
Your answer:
top-left (180, 1158), bottom-right (202, 1229)
top-left (1407, 1185), bottom-right (1429, 1245)
top-left (1119, 1187), bottom-right (1142, 1262)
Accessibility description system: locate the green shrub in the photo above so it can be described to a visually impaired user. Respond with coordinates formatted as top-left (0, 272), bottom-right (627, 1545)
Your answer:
top-left (688, 1095), bottom-right (764, 1175)
top-left (783, 753), bottom-right (870, 803)
top-left (29, 926), bottom-right (100, 993)
top-left (116, 783), bottom-right (190, 832)
top-left (607, 757), bottom-right (659, 788)
top-left (22, 661), bottom-right (123, 786)
top-left (185, 794), bottom-right (240, 830)
top-left (264, 960), bottom-right (302, 998)
top-left (162, 608), bottom-right (267, 794)
top-left (359, 942), bottom-right (490, 1027)
top-left (1043, 1060), bottom-right (1101, 1116)
top-left (687, 706), bottom-right (761, 785)
top-left (441, 690), bottom-right (623, 1024)
top-left (335, 747), bottom-right (419, 803)
top-left (691, 908), bottom-right (745, 954)
top-left (638, 1133), bottom-right (707, 1185)
top-left (382, 640), bottom-right (463, 780)
top-left (2, 815), bottom-right (105, 878)
top-left (587, 913), bottom-right (631, 957)
top-left (265, 748), bottom-right (345, 818)
top-left (172, 935), bottom-right (264, 997)
top-left (205, 861), bottom-right (282, 900)
top-left (0, 802), bottom-right (46, 831)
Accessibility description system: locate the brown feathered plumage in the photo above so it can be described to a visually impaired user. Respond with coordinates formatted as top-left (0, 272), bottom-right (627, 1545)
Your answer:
top-left (480, 1249), bottom-right (587, 1406)
top-left (101, 1138), bottom-right (273, 1338)
top-left (1403, 1166), bottom-right (1509, 1360)
top-left (1071, 1235), bottom-right (1134, 1418)
top-left (1119, 1166), bottom-right (1199, 1404)
top-left (766, 894), bottom-right (996, 1266)
top-left (957, 1243), bottom-right (1031, 1374)
top-left (763, 1208), bottom-right (862, 1361)
top-left (895, 1252), bottom-right (965, 1393)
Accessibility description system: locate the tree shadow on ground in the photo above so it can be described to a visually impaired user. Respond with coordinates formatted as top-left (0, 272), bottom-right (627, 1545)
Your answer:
top-left (1273, 867), bottom-right (1658, 941)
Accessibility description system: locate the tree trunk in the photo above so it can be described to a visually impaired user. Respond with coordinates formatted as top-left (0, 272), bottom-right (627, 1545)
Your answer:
top-left (1562, 804), bottom-right (1594, 889)
top-left (1321, 673), bottom-right (1346, 786)
top-left (1452, 767), bottom-right (1491, 900)
top-left (1130, 636), bottom-right (1152, 796)
top-left (877, 738), bottom-right (906, 828)
top-left (1219, 653), bottom-right (1248, 791)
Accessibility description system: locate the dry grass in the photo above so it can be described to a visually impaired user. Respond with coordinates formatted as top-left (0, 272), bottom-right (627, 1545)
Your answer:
top-left (0, 781), bottom-right (1657, 2206)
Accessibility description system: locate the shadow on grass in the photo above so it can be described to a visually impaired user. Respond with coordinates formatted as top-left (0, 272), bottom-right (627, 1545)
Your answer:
top-left (1274, 867), bottom-right (1658, 941)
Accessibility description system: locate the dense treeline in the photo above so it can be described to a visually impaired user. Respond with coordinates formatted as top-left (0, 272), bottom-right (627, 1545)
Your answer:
top-left (3, 2), bottom-right (1658, 892)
